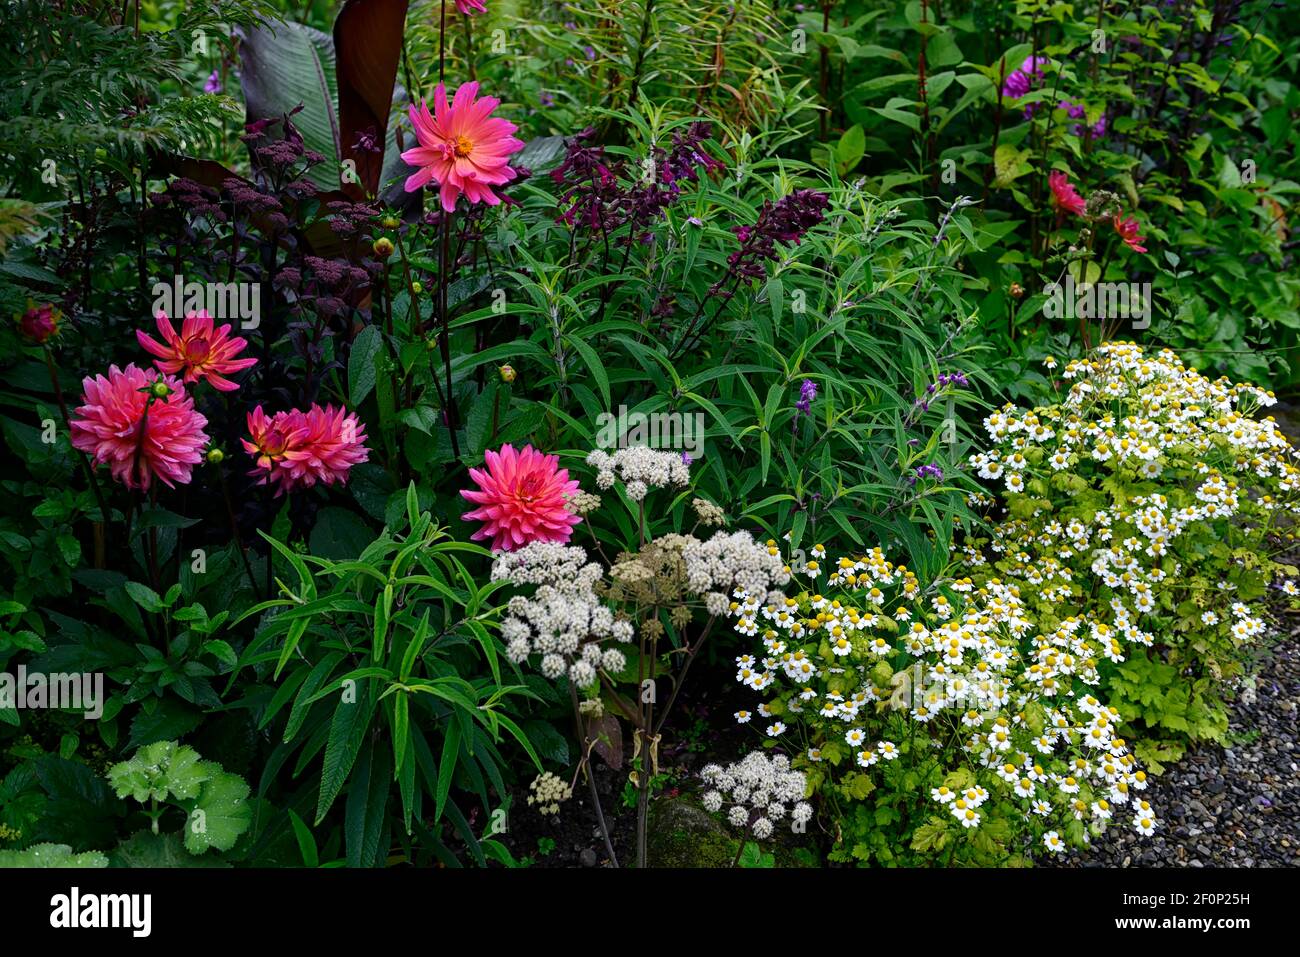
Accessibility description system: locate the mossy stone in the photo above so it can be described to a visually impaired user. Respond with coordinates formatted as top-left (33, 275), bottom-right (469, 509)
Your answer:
top-left (646, 797), bottom-right (741, 868)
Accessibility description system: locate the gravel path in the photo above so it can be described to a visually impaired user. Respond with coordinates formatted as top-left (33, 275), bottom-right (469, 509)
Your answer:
top-left (1056, 631), bottom-right (1300, 868)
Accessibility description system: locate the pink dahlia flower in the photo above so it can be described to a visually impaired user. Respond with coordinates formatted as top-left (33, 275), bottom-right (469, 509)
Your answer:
top-left (70, 364), bottom-right (209, 491)
top-left (1113, 213), bottom-right (1148, 254)
top-left (400, 81), bottom-right (525, 212)
top-left (460, 444), bottom-right (582, 551)
top-left (455, 0), bottom-right (487, 13)
top-left (137, 310), bottom-right (257, 392)
top-left (243, 404), bottom-right (369, 495)
top-left (1048, 171), bottom-right (1087, 218)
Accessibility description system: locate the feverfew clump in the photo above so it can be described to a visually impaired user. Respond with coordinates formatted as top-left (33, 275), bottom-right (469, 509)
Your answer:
top-left (721, 543), bottom-right (1156, 866)
top-left (965, 342), bottom-right (1300, 764)
top-left (700, 752), bottom-right (812, 840)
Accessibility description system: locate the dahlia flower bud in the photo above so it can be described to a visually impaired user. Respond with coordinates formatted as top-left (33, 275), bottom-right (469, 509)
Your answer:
top-left (17, 301), bottom-right (60, 344)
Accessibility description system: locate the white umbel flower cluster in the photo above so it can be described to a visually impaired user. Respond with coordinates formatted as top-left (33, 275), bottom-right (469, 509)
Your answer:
top-left (683, 530), bottom-right (792, 598)
top-left (492, 542), bottom-right (632, 684)
top-left (526, 771), bottom-right (573, 816)
top-left (700, 752), bottom-right (812, 838)
top-left (586, 447), bottom-right (690, 501)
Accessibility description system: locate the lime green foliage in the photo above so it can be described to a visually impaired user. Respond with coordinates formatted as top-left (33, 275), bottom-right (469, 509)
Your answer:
top-left (0, 842), bottom-right (108, 868)
top-left (108, 740), bottom-right (209, 804)
top-left (963, 343), bottom-right (1300, 758)
top-left (718, 540), bottom-right (1154, 867)
top-left (107, 740), bottom-right (251, 855)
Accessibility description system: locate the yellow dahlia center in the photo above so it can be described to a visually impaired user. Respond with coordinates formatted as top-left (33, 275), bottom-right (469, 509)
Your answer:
top-left (259, 427), bottom-right (289, 463)
top-left (452, 135), bottom-right (474, 158)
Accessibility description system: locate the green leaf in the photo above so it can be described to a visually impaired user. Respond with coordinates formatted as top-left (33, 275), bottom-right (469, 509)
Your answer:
top-left (348, 324), bottom-right (384, 407)
top-left (235, 20), bottom-right (341, 194)
top-left (183, 764), bottom-right (252, 854)
top-left (316, 683), bottom-right (374, 824)
top-left (522, 718), bottom-right (569, 765)
top-left (513, 136), bottom-right (567, 173)
top-left (309, 506), bottom-right (375, 560)
top-left (344, 742), bottom-right (390, 867)
top-left (124, 581), bottom-right (165, 614)
top-left (564, 334), bottom-right (611, 409)
top-left (434, 719), bottom-right (460, 823)
top-left (110, 831), bottom-right (230, 868)
top-left (107, 740), bottom-right (210, 804)
top-left (910, 818), bottom-right (951, 852)
top-left (391, 691), bottom-right (410, 776)
top-left (0, 843), bottom-right (108, 868)
top-left (836, 124), bottom-right (866, 170)
top-left (286, 808), bottom-right (320, 868)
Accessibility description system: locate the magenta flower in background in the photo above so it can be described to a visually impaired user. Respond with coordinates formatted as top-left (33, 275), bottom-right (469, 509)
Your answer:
top-left (1060, 99), bottom-right (1087, 120)
top-left (455, 0), bottom-right (487, 14)
top-left (550, 122), bottom-right (720, 242)
top-left (796, 379), bottom-right (817, 416)
top-left (16, 301), bottom-right (60, 344)
top-left (1060, 100), bottom-right (1108, 139)
top-left (1048, 171), bottom-right (1087, 218)
top-left (1001, 55), bottom-right (1048, 99)
top-left (401, 81), bottom-right (525, 212)
top-left (70, 364), bottom-right (210, 491)
top-left (1113, 213), bottom-right (1148, 254)
top-left (204, 70), bottom-right (222, 94)
top-left (793, 379), bottom-right (818, 433)
top-left (909, 463), bottom-right (945, 485)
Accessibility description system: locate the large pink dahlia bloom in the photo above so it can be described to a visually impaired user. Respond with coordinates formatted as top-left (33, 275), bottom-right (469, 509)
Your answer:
top-left (400, 81), bottom-right (525, 212)
top-left (136, 310), bottom-right (257, 392)
top-left (243, 404), bottom-right (369, 495)
top-left (460, 444), bottom-right (582, 551)
top-left (70, 364), bottom-right (209, 491)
